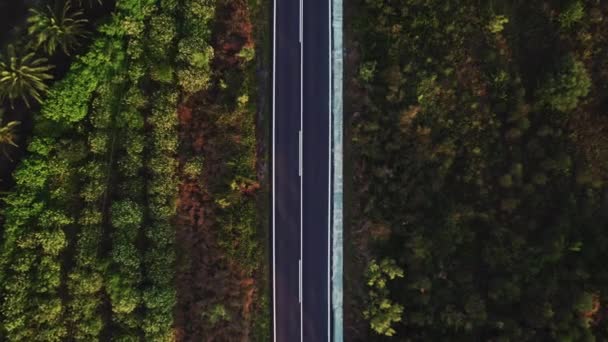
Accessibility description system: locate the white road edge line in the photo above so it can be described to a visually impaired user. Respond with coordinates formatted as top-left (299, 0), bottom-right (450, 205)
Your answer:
top-left (299, 259), bottom-right (302, 303)
top-left (272, 0), bottom-right (277, 339)
top-left (299, 0), bottom-right (304, 342)
top-left (299, 0), bottom-right (303, 43)
top-left (328, 0), bottom-right (333, 340)
top-left (299, 0), bottom-right (304, 340)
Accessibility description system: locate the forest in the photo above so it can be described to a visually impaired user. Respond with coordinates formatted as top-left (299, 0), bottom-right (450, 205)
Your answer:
top-left (346, 0), bottom-right (608, 341)
top-left (0, 0), bottom-right (269, 341)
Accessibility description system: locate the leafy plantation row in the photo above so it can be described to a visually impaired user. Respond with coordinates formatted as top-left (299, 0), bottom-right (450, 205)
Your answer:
top-left (0, 0), bottom-right (217, 340)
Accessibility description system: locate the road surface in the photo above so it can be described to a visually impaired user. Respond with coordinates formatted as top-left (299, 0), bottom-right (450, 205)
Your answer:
top-left (272, 0), bottom-right (332, 340)
top-left (302, 0), bottom-right (331, 340)
top-left (273, 0), bottom-right (302, 339)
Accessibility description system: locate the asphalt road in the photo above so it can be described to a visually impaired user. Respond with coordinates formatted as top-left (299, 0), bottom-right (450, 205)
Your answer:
top-left (273, 0), bottom-right (302, 340)
top-left (301, 0), bottom-right (331, 340)
top-left (273, 0), bottom-right (331, 340)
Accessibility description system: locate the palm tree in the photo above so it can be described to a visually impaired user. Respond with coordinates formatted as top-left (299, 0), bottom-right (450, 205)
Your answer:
top-left (27, 0), bottom-right (89, 56)
top-left (0, 120), bottom-right (20, 160)
top-left (0, 120), bottom-right (20, 148)
top-left (0, 45), bottom-right (54, 107)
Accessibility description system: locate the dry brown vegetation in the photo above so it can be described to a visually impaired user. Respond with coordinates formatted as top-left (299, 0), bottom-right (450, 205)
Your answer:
top-left (173, 1), bottom-right (265, 340)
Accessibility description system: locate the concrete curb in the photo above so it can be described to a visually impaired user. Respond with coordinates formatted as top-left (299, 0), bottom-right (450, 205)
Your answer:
top-left (331, 0), bottom-right (343, 340)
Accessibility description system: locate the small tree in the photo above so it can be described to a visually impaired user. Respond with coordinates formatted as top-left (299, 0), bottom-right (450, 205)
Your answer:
top-left (27, 0), bottom-right (89, 56)
top-left (0, 45), bottom-right (54, 107)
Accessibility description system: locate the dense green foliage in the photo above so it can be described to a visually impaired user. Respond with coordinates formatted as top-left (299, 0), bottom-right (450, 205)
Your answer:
top-left (0, 1), bottom-right (155, 339)
top-left (350, 0), bottom-right (608, 340)
top-left (177, 0), bottom-right (215, 93)
top-left (0, 0), bottom-right (267, 339)
top-left (140, 1), bottom-right (180, 339)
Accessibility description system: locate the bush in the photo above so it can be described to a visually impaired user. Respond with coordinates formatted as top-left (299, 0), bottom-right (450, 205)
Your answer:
top-left (359, 61), bottom-right (377, 82)
top-left (184, 157), bottom-right (204, 179)
top-left (487, 15), bottom-right (509, 34)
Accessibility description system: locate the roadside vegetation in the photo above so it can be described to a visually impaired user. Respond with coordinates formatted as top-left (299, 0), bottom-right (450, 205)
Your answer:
top-left (0, 0), bottom-right (269, 340)
top-left (347, 0), bottom-right (608, 340)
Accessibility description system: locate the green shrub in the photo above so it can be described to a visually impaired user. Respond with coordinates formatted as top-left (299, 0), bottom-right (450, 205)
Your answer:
top-left (237, 46), bottom-right (255, 63)
top-left (487, 15), bottom-right (509, 34)
top-left (184, 157), bottom-right (204, 179)
top-left (364, 259), bottom-right (404, 337)
top-left (359, 61), bottom-right (377, 82)
top-left (207, 304), bottom-right (230, 325)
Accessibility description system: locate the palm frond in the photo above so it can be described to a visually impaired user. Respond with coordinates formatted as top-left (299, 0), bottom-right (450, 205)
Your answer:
top-left (0, 45), bottom-right (54, 107)
top-left (27, 0), bottom-right (89, 56)
top-left (0, 121), bottom-right (20, 148)
top-left (74, 0), bottom-right (103, 8)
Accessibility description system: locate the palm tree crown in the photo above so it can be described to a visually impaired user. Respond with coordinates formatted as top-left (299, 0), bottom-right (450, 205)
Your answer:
top-left (0, 45), bottom-right (54, 107)
top-left (27, 1), bottom-right (89, 56)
